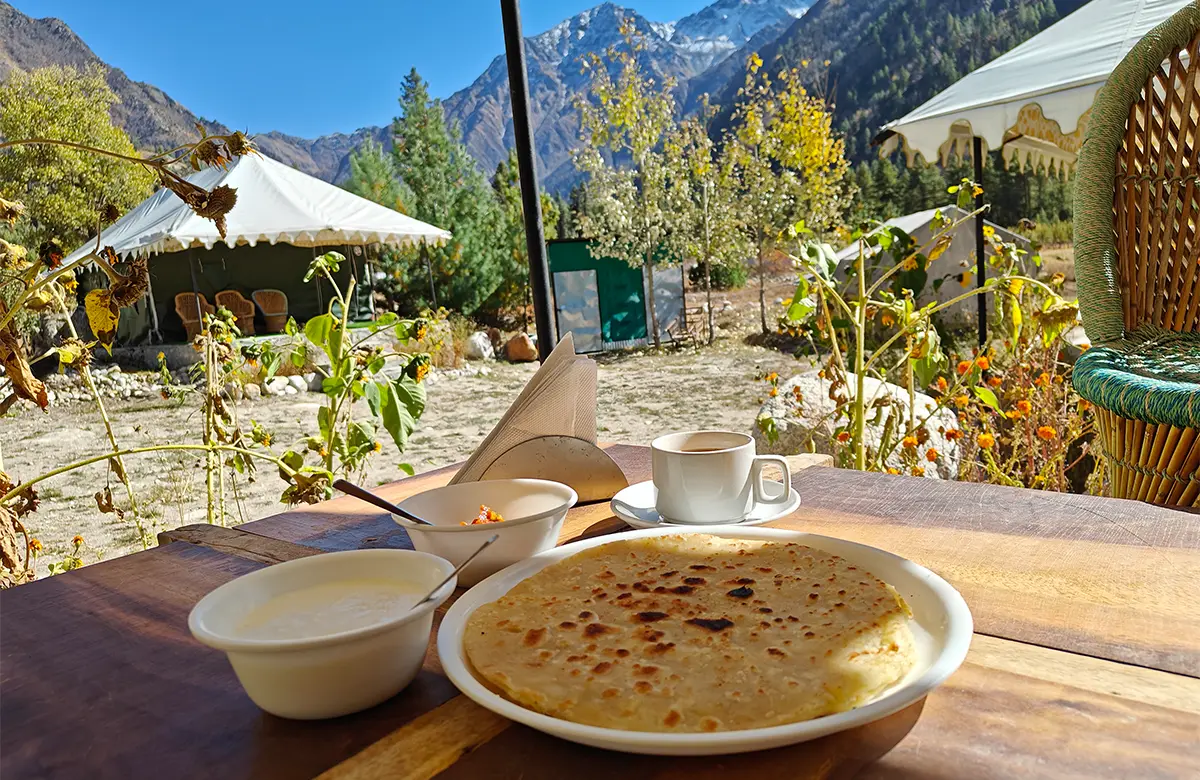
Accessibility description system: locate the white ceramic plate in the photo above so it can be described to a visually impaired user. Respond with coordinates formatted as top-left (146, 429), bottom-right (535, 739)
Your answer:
top-left (437, 526), bottom-right (972, 756)
top-left (611, 479), bottom-right (802, 529)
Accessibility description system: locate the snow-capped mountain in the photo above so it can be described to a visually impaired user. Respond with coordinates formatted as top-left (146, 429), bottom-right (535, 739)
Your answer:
top-left (441, 0), bottom-right (811, 190)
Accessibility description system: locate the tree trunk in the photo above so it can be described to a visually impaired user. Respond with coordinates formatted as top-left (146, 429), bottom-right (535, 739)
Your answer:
top-left (704, 260), bottom-right (714, 345)
top-left (758, 244), bottom-right (768, 335)
top-left (645, 254), bottom-right (661, 348)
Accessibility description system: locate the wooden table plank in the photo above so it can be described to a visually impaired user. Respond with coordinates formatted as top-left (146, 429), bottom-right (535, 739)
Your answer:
top-left (0, 543), bottom-right (460, 780)
top-left (314, 634), bottom-right (1200, 780)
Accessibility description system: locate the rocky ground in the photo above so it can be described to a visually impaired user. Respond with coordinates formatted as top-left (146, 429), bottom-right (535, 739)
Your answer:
top-left (5, 279), bottom-right (806, 574)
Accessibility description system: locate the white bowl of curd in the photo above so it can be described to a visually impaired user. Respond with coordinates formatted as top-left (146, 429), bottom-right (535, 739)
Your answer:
top-left (188, 548), bottom-right (455, 719)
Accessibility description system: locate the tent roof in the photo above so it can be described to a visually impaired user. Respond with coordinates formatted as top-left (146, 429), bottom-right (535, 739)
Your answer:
top-left (835, 206), bottom-right (1026, 262)
top-left (877, 0), bottom-right (1189, 171)
top-left (65, 153), bottom-right (451, 263)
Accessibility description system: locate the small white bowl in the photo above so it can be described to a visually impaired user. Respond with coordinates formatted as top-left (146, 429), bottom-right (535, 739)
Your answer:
top-left (188, 549), bottom-right (455, 720)
top-left (396, 479), bottom-right (578, 586)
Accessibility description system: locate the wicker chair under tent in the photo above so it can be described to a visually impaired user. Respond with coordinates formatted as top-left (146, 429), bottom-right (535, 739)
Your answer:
top-left (1072, 2), bottom-right (1200, 507)
top-left (214, 290), bottom-right (256, 336)
top-left (174, 292), bottom-right (214, 343)
top-left (252, 289), bottom-right (289, 333)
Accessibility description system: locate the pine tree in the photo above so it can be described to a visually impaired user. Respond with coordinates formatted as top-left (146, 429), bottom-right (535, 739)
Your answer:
top-left (343, 138), bottom-right (410, 213)
top-left (390, 69), bottom-right (504, 315)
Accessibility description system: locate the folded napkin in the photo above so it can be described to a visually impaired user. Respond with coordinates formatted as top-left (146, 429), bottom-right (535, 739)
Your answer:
top-left (450, 333), bottom-right (597, 484)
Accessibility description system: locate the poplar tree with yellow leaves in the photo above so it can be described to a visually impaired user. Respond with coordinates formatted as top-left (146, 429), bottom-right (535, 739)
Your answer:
top-left (727, 55), bottom-right (851, 334)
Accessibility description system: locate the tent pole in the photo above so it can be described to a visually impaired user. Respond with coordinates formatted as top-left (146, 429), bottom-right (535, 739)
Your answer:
top-left (501, 0), bottom-right (557, 360)
top-left (145, 270), bottom-right (162, 344)
top-left (187, 250), bottom-right (203, 322)
top-left (973, 136), bottom-right (987, 347)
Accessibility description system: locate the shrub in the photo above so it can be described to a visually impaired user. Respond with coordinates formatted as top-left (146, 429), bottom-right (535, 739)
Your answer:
top-left (689, 261), bottom-right (748, 291)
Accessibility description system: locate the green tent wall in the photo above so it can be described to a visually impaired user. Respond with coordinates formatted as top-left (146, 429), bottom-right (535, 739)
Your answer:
top-left (547, 239), bottom-right (647, 345)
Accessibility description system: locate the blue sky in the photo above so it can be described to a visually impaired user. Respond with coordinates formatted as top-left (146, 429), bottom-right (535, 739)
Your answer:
top-left (12, 0), bottom-right (708, 138)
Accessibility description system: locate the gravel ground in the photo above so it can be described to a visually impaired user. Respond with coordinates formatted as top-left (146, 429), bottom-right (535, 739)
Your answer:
top-left (5, 281), bottom-right (805, 574)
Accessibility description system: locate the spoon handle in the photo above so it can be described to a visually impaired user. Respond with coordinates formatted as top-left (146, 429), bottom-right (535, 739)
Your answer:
top-left (412, 534), bottom-right (499, 609)
top-left (333, 479), bottom-right (433, 526)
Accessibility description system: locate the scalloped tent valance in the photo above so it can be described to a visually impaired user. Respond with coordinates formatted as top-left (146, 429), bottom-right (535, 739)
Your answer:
top-left (64, 153), bottom-right (451, 264)
top-left (876, 0), bottom-right (1190, 173)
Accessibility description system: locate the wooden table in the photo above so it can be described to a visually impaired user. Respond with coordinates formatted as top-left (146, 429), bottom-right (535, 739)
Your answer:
top-left (3, 444), bottom-right (1198, 779)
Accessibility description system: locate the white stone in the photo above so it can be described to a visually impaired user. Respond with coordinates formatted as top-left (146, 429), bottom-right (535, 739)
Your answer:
top-left (752, 368), bottom-right (962, 480)
top-left (264, 376), bottom-right (290, 396)
top-left (283, 385), bottom-right (299, 395)
top-left (464, 331), bottom-right (495, 361)
top-left (287, 375), bottom-right (308, 392)
top-left (243, 383), bottom-right (262, 400)
top-left (303, 372), bottom-right (322, 392)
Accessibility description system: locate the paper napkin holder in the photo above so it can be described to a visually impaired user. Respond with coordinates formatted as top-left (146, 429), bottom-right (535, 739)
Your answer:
top-left (477, 436), bottom-right (629, 503)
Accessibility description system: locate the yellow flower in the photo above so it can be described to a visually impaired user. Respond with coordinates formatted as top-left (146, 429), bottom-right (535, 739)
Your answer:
top-left (953, 395), bottom-right (970, 409)
top-left (1079, 399), bottom-right (1093, 412)
top-left (765, 372), bottom-right (779, 383)
top-left (1037, 426), bottom-right (1057, 441)
top-left (372, 441), bottom-right (382, 453)
top-left (156, 351), bottom-right (166, 363)
top-left (987, 376), bottom-right (1002, 388)
top-left (72, 535), bottom-right (84, 547)
top-left (925, 448), bottom-right (938, 462)
top-left (911, 466), bottom-right (925, 477)
top-left (29, 538), bottom-right (43, 553)
top-left (983, 225), bottom-right (995, 239)
top-left (977, 433), bottom-right (996, 449)
top-left (975, 355), bottom-right (990, 370)
top-left (836, 431), bottom-right (851, 443)
top-left (1033, 371), bottom-right (1051, 387)
top-left (886, 467), bottom-right (900, 475)
top-left (960, 272), bottom-right (973, 288)
top-left (901, 435), bottom-right (918, 449)
top-left (1016, 400), bottom-right (1032, 414)
top-left (769, 387), bottom-right (778, 397)
top-left (1006, 409), bottom-right (1023, 420)
top-left (936, 377), bottom-right (948, 392)
top-left (880, 311), bottom-right (896, 327)
top-left (901, 256), bottom-right (918, 271)
top-left (972, 185), bottom-right (984, 197)
top-left (318, 447), bottom-right (328, 458)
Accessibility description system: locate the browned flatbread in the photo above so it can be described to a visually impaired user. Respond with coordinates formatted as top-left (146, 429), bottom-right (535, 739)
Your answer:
top-left (463, 534), bottom-right (916, 732)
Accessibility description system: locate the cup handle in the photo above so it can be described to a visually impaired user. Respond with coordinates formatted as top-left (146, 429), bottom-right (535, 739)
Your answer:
top-left (752, 455), bottom-right (792, 506)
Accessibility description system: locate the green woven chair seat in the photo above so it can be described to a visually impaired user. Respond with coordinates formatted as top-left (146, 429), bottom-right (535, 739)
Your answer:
top-left (1073, 327), bottom-right (1200, 429)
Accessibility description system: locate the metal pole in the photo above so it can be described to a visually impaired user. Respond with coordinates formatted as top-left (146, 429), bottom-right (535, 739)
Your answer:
top-left (500, 0), bottom-right (557, 360)
top-left (973, 136), bottom-right (987, 347)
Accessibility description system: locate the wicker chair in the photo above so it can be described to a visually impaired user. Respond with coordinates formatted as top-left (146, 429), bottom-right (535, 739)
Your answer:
top-left (215, 290), bottom-right (256, 336)
top-left (252, 289), bottom-right (288, 333)
top-left (1072, 3), bottom-right (1200, 507)
top-left (174, 292), bottom-right (214, 342)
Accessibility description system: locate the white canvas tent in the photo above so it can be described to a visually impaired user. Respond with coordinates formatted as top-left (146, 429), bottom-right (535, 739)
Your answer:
top-left (835, 206), bottom-right (1030, 326)
top-left (64, 153), bottom-right (450, 343)
top-left (877, 0), bottom-right (1190, 172)
top-left (65, 153), bottom-right (449, 263)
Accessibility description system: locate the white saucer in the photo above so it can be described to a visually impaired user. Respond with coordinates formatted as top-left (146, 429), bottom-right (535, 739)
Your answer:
top-left (610, 479), bottom-right (801, 529)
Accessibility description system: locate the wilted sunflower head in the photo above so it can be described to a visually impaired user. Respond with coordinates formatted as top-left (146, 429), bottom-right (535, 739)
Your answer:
top-left (0, 196), bottom-right (26, 225)
top-left (110, 257), bottom-right (149, 307)
top-left (196, 185), bottom-right (238, 239)
top-left (37, 239), bottom-right (64, 269)
top-left (225, 131), bottom-right (257, 158)
top-left (100, 203), bottom-right (121, 224)
top-left (191, 139), bottom-right (231, 171)
top-left (0, 238), bottom-right (29, 270)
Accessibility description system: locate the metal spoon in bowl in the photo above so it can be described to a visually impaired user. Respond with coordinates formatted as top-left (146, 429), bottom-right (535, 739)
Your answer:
top-left (410, 534), bottom-right (499, 610)
top-left (333, 479), bottom-right (434, 526)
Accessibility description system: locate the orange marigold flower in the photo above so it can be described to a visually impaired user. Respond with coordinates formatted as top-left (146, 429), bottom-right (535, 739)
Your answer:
top-left (72, 535), bottom-right (84, 547)
top-left (925, 448), bottom-right (938, 462)
top-left (372, 441), bottom-right (382, 453)
top-left (1037, 426), bottom-right (1057, 441)
top-left (1016, 400), bottom-right (1032, 414)
top-left (836, 431), bottom-right (851, 443)
top-left (765, 372), bottom-right (779, 383)
top-left (1033, 371), bottom-right (1051, 387)
top-left (911, 466), bottom-right (926, 477)
top-left (29, 538), bottom-right (43, 553)
top-left (1006, 410), bottom-right (1022, 420)
top-left (935, 377), bottom-right (948, 392)
top-left (769, 387), bottom-right (778, 397)
top-left (975, 355), bottom-right (990, 370)
top-left (987, 376), bottom-right (1002, 388)
top-left (901, 435), bottom-right (918, 449)
top-left (953, 395), bottom-right (970, 409)
top-left (955, 360), bottom-right (971, 375)
top-left (1079, 399), bottom-right (1093, 412)
top-left (886, 467), bottom-right (901, 475)
top-left (977, 433), bottom-right (996, 449)
top-left (945, 428), bottom-right (962, 441)
top-left (881, 311), bottom-right (896, 327)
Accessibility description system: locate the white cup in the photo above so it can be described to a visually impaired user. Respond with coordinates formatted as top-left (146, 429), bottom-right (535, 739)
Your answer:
top-left (651, 430), bottom-right (792, 524)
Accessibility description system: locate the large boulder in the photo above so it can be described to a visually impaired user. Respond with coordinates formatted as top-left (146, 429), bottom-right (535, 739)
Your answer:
top-left (752, 368), bottom-right (961, 479)
top-left (504, 333), bottom-right (538, 363)
top-left (465, 331), bottom-right (495, 361)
